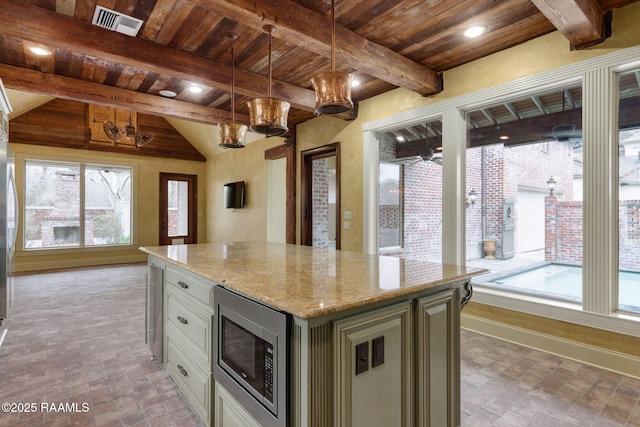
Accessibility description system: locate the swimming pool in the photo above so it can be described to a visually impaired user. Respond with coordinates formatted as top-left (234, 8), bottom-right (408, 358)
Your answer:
top-left (474, 262), bottom-right (640, 313)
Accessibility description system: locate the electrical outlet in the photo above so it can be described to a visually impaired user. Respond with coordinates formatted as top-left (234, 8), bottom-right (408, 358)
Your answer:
top-left (372, 336), bottom-right (384, 368)
top-left (355, 341), bottom-right (369, 375)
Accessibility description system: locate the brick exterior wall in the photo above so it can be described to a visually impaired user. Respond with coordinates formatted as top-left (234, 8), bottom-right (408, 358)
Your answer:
top-left (466, 148), bottom-right (483, 259)
top-left (312, 158), bottom-right (330, 248)
top-left (545, 197), bottom-right (583, 265)
top-left (401, 161), bottom-right (443, 262)
top-left (621, 201), bottom-right (640, 271)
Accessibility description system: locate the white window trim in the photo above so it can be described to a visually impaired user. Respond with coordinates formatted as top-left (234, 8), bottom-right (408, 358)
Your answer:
top-left (362, 44), bottom-right (640, 337)
top-left (18, 154), bottom-right (139, 254)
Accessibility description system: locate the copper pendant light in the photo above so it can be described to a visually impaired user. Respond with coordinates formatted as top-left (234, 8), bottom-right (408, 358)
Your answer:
top-left (247, 25), bottom-right (290, 137)
top-left (310, 0), bottom-right (354, 115)
top-left (218, 33), bottom-right (248, 149)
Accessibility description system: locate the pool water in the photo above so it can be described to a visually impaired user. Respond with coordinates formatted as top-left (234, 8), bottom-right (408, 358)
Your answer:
top-left (487, 264), bottom-right (640, 312)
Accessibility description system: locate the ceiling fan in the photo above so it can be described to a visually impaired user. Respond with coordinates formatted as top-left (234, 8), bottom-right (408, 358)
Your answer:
top-left (103, 111), bottom-right (155, 146)
top-left (551, 89), bottom-right (581, 143)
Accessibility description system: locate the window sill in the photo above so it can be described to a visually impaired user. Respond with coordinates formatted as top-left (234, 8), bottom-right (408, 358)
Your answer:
top-left (470, 283), bottom-right (640, 339)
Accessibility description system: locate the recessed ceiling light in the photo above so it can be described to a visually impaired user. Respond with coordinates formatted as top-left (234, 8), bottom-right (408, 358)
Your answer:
top-left (463, 25), bottom-right (486, 38)
top-left (188, 85), bottom-right (203, 94)
top-left (500, 135), bottom-right (509, 140)
top-left (29, 46), bottom-right (52, 56)
top-left (159, 90), bottom-right (177, 98)
top-left (396, 136), bottom-right (405, 142)
top-left (351, 79), bottom-right (361, 87)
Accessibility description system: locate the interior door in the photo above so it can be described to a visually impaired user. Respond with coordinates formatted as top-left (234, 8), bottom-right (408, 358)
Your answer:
top-left (159, 173), bottom-right (197, 245)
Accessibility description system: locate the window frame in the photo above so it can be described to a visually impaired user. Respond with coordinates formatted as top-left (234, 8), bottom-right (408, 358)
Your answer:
top-left (20, 156), bottom-right (137, 253)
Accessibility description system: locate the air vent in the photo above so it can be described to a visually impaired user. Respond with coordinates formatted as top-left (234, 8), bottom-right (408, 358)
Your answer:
top-left (92, 6), bottom-right (143, 37)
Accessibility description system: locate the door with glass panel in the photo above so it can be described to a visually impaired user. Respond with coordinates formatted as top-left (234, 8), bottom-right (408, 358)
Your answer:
top-left (159, 173), bottom-right (197, 245)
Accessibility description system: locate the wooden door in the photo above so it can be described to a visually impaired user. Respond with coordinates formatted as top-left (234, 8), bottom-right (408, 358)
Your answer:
top-left (159, 173), bottom-right (197, 245)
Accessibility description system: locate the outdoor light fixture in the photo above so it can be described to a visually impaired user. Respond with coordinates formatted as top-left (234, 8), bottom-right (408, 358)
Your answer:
top-left (310, 0), bottom-right (354, 115)
top-left (467, 189), bottom-right (478, 207)
top-left (247, 25), bottom-right (290, 137)
top-left (218, 33), bottom-right (248, 149)
top-left (547, 176), bottom-right (557, 195)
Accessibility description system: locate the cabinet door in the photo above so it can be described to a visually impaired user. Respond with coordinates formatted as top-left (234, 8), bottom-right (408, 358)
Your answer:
top-left (214, 382), bottom-right (262, 427)
top-left (334, 301), bottom-right (413, 427)
top-left (416, 289), bottom-right (460, 427)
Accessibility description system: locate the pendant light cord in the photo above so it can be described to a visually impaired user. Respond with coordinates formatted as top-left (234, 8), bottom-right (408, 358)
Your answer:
top-left (230, 36), bottom-right (236, 123)
top-left (331, 0), bottom-right (335, 72)
top-left (268, 27), bottom-right (273, 98)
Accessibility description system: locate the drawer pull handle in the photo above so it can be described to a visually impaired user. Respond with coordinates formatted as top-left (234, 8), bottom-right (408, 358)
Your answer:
top-left (177, 364), bottom-right (188, 377)
top-left (177, 315), bottom-right (188, 325)
top-left (178, 281), bottom-right (189, 289)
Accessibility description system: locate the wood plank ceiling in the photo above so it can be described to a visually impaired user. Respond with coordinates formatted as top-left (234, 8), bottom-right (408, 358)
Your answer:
top-left (0, 0), bottom-right (638, 136)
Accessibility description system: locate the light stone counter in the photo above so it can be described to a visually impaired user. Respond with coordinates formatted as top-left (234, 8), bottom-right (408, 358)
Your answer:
top-left (139, 241), bottom-right (487, 319)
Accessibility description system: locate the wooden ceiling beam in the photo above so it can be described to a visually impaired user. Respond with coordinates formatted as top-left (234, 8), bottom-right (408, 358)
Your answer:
top-left (192, 0), bottom-right (442, 96)
top-left (0, 64), bottom-right (250, 125)
top-left (530, 0), bottom-right (610, 49)
top-left (0, 0), bottom-right (316, 112)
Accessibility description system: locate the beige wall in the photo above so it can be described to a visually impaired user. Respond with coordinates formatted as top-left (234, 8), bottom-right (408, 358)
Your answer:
top-left (13, 143), bottom-right (207, 271)
top-left (206, 136), bottom-right (284, 243)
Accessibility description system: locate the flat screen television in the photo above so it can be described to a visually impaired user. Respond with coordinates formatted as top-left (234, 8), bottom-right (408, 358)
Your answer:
top-left (224, 181), bottom-right (245, 209)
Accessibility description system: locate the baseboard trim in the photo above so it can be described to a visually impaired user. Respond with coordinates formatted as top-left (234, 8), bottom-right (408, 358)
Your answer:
top-left (16, 254), bottom-right (147, 273)
top-left (461, 313), bottom-right (640, 380)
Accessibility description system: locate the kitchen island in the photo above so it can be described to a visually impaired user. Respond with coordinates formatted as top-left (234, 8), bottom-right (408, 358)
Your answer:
top-left (140, 242), bottom-right (487, 427)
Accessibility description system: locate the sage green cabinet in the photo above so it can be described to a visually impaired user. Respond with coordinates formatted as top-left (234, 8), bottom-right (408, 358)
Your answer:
top-left (416, 289), bottom-right (460, 427)
top-left (154, 259), bottom-right (216, 426)
top-left (334, 301), bottom-right (413, 427)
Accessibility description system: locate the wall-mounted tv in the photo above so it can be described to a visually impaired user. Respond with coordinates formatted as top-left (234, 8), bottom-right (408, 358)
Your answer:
top-left (224, 181), bottom-right (245, 209)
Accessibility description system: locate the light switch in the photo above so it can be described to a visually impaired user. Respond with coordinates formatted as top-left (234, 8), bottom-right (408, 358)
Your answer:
top-left (343, 211), bottom-right (352, 219)
top-left (343, 221), bottom-right (350, 230)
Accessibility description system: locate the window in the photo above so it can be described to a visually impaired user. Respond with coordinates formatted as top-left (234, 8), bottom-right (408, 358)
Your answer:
top-left (379, 162), bottom-right (402, 251)
top-left (376, 118), bottom-right (443, 261)
top-left (25, 160), bottom-right (133, 249)
top-left (465, 84), bottom-right (584, 303)
top-left (618, 69), bottom-right (640, 313)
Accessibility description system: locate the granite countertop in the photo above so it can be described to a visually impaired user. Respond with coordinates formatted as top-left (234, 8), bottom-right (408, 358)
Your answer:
top-left (139, 242), bottom-right (488, 319)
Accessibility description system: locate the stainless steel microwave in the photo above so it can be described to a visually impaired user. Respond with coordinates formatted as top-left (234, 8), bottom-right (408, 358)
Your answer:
top-left (214, 285), bottom-right (290, 427)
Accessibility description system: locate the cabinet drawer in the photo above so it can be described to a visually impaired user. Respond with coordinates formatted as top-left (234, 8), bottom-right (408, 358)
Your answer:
top-left (166, 266), bottom-right (215, 307)
top-left (166, 334), bottom-right (212, 424)
top-left (166, 291), bottom-right (212, 368)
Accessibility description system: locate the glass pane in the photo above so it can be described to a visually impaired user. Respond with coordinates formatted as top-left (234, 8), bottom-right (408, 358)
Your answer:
top-left (466, 85), bottom-right (584, 303)
top-left (377, 118), bottom-right (443, 262)
top-left (379, 163), bottom-right (401, 249)
top-left (25, 162), bottom-right (80, 248)
top-left (618, 70), bottom-right (640, 313)
top-left (168, 180), bottom-right (189, 237)
top-left (85, 165), bottom-right (132, 246)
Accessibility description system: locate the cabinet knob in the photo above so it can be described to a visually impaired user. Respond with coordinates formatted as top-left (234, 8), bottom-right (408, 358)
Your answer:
top-left (177, 315), bottom-right (188, 325)
top-left (177, 364), bottom-right (188, 377)
top-left (178, 281), bottom-right (189, 289)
